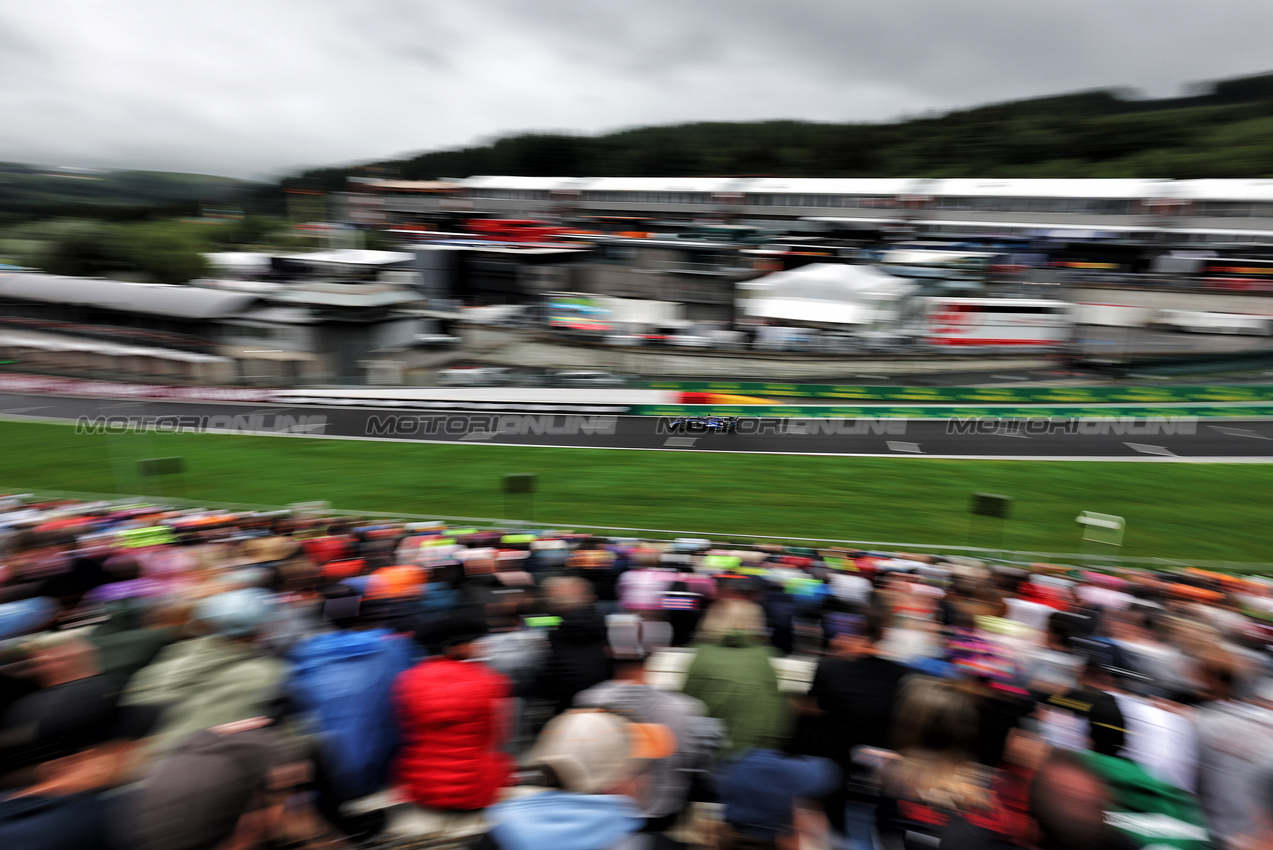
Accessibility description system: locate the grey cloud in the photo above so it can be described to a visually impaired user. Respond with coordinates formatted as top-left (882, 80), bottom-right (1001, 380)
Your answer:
top-left (1, 0), bottom-right (1272, 178)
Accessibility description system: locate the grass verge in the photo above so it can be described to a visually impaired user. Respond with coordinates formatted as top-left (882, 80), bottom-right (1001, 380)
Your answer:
top-left (0, 419), bottom-right (1267, 563)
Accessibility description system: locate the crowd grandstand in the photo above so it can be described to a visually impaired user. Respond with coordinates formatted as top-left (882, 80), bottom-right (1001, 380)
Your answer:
top-left (0, 493), bottom-right (1269, 849)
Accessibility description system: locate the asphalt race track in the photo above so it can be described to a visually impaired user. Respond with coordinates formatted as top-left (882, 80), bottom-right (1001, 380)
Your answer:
top-left (0, 391), bottom-right (1270, 461)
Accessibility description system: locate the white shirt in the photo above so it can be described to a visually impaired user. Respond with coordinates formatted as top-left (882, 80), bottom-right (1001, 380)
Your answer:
top-left (1005, 598), bottom-right (1055, 633)
top-left (618, 568), bottom-right (678, 611)
top-left (1076, 585), bottom-right (1134, 610)
top-left (1113, 692), bottom-right (1200, 793)
top-left (829, 573), bottom-right (872, 604)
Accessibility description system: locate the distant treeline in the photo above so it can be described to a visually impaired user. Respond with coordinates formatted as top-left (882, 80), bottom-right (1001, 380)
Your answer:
top-left (0, 165), bottom-right (252, 224)
top-left (280, 69), bottom-right (1273, 197)
top-left (9, 68), bottom-right (1273, 225)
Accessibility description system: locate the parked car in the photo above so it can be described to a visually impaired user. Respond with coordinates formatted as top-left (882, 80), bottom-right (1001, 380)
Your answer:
top-left (670, 334), bottom-right (713, 348)
top-left (553, 370), bottom-right (628, 387)
top-left (413, 334), bottom-right (462, 348)
top-left (603, 334), bottom-right (645, 346)
top-left (506, 368), bottom-right (553, 387)
top-left (437, 367), bottom-right (514, 387)
top-left (1152, 309), bottom-right (1273, 336)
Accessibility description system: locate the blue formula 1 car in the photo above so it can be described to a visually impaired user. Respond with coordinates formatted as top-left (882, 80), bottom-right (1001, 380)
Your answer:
top-left (667, 416), bottom-right (739, 434)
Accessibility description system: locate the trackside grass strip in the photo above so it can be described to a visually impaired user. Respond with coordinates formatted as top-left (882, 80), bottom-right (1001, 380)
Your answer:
top-left (0, 419), bottom-right (1268, 563)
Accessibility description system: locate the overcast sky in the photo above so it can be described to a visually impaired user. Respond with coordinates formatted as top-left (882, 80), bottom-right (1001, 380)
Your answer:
top-left (2, 0), bottom-right (1272, 180)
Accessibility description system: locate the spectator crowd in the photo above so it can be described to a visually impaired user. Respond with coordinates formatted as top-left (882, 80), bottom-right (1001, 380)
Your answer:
top-left (2, 494), bottom-right (1273, 850)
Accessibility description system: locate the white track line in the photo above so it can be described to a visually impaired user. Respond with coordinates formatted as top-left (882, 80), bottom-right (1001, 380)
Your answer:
top-left (1125, 443), bottom-right (1177, 457)
top-left (4, 412), bottom-right (1273, 463)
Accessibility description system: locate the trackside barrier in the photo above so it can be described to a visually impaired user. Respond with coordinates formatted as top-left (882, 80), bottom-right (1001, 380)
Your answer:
top-left (8, 371), bottom-right (1273, 408)
top-left (0, 373), bottom-right (276, 402)
top-left (8, 372), bottom-right (1273, 418)
top-left (632, 403), bottom-right (1273, 418)
top-left (6, 487), bottom-right (1269, 575)
top-left (642, 380), bottom-right (1273, 404)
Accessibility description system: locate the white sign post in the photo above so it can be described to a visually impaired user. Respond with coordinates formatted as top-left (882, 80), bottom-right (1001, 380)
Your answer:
top-left (1077, 511), bottom-right (1125, 569)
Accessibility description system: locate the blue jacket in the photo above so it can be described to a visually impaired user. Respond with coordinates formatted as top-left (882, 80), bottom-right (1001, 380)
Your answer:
top-left (288, 628), bottom-right (414, 799)
top-left (721, 748), bottom-right (839, 836)
top-left (485, 791), bottom-right (643, 850)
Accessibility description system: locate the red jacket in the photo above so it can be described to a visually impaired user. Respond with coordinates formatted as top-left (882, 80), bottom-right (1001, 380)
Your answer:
top-left (392, 657), bottom-right (512, 810)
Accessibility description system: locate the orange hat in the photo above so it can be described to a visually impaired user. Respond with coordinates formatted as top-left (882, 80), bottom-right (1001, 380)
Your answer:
top-left (322, 559), bottom-right (365, 583)
top-left (530, 709), bottom-right (676, 794)
top-left (34, 519), bottom-right (88, 533)
top-left (1171, 584), bottom-right (1223, 603)
top-left (365, 565), bottom-right (425, 600)
top-left (567, 550), bottom-right (611, 569)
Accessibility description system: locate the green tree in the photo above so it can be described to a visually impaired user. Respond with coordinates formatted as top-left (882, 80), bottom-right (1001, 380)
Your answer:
top-left (216, 215), bottom-right (288, 249)
top-left (361, 228), bottom-right (392, 251)
top-left (32, 219), bottom-right (127, 278)
top-left (115, 221), bottom-right (212, 284)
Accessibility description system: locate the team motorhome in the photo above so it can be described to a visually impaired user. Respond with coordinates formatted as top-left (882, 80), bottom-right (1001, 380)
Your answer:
top-left (920, 297), bottom-right (1073, 346)
top-left (1153, 309), bottom-right (1273, 336)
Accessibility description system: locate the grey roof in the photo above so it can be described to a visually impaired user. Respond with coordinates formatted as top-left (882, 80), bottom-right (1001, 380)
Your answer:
top-left (228, 306), bottom-right (321, 325)
top-left (269, 287), bottom-right (421, 308)
top-left (0, 273), bottom-right (265, 319)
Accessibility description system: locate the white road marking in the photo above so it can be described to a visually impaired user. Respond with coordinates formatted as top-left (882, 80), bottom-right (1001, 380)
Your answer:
top-left (0, 406), bottom-right (50, 413)
top-left (1209, 425), bottom-right (1270, 440)
top-left (887, 441), bottom-right (923, 453)
top-left (1125, 442), bottom-right (1176, 456)
top-left (663, 437), bottom-right (698, 448)
top-left (459, 431), bottom-right (498, 441)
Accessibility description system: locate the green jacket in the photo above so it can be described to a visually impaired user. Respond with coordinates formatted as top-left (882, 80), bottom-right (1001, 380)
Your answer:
top-left (89, 600), bottom-right (180, 681)
top-left (122, 635), bottom-right (290, 760)
top-left (681, 635), bottom-right (791, 757)
top-left (1078, 750), bottom-right (1212, 850)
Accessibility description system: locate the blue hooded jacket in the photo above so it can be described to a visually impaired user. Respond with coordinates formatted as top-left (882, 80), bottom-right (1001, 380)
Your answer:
top-left (0, 598), bottom-right (55, 640)
top-left (288, 628), bottom-right (413, 799)
top-left (485, 791), bottom-right (643, 850)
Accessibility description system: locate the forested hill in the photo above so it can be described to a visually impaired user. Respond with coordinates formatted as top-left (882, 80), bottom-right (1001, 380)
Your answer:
top-left (283, 69), bottom-right (1273, 195)
top-left (0, 165), bottom-right (247, 222)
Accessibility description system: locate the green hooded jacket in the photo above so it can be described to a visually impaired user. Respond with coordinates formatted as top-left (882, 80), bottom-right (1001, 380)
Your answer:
top-left (122, 635), bottom-right (290, 760)
top-left (1078, 750), bottom-right (1212, 850)
top-left (680, 634), bottom-right (791, 758)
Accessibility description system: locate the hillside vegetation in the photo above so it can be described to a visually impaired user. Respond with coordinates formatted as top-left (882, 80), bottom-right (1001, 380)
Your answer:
top-left (282, 70), bottom-right (1273, 194)
top-left (0, 165), bottom-right (251, 223)
top-left (8, 69), bottom-right (1273, 262)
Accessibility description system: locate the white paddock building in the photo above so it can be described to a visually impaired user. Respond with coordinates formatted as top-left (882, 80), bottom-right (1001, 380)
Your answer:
top-left (361, 176), bottom-right (1273, 244)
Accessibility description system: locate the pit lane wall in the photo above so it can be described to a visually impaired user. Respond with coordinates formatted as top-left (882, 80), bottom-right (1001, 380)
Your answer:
top-left (0, 373), bottom-right (277, 401)
top-left (6, 372), bottom-right (1273, 420)
top-left (634, 403), bottom-right (1273, 419)
top-left (648, 381), bottom-right (1273, 404)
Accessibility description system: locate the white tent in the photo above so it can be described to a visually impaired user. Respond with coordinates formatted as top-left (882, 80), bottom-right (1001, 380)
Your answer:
top-left (737, 263), bottom-right (916, 326)
top-left (283, 249), bottom-right (414, 267)
top-left (204, 252), bottom-right (272, 276)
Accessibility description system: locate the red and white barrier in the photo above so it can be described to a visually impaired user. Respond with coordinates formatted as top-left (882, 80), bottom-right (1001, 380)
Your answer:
top-left (0, 373), bottom-right (277, 403)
